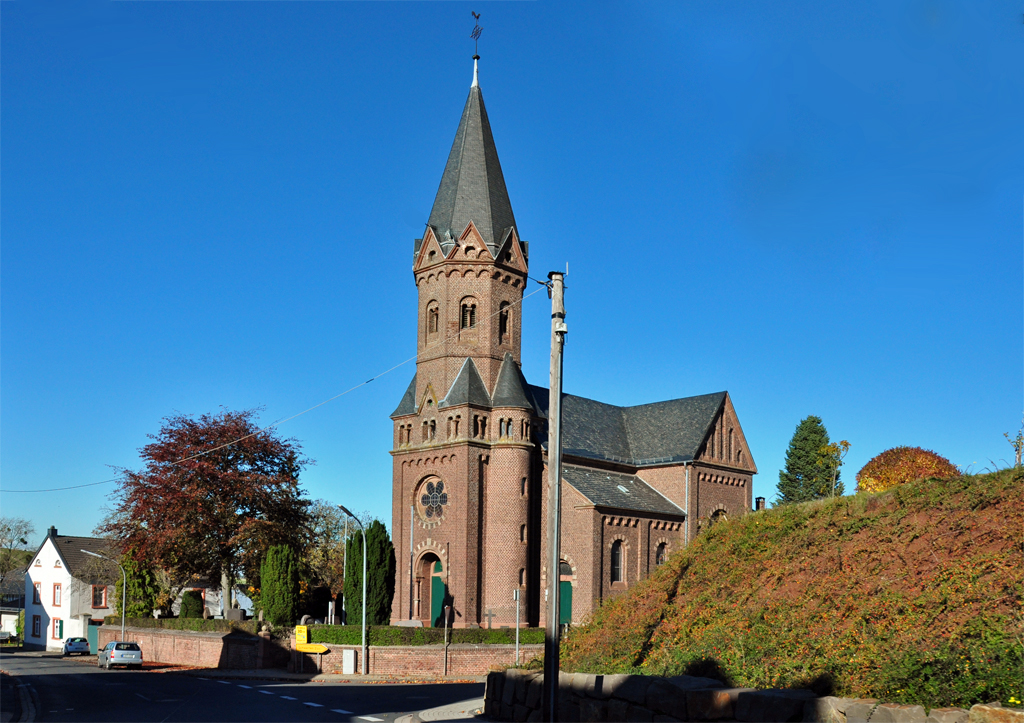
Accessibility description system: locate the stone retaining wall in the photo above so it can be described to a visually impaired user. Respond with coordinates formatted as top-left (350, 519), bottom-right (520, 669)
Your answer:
top-left (483, 670), bottom-right (1021, 723)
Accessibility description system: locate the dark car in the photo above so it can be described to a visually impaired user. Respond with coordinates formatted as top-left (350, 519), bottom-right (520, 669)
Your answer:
top-left (97, 641), bottom-right (142, 670)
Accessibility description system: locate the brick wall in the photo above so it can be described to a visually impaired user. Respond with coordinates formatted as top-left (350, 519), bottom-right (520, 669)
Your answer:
top-left (98, 626), bottom-right (288, 669)
top-left (310, 643), bottom-right (544, 677)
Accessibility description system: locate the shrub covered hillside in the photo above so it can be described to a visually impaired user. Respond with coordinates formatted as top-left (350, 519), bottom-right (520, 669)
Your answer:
top-left (561, 470), bottom-right (1023, 709)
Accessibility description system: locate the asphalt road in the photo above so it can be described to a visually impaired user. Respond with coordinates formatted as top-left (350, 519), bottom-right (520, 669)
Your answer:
top-left (0, 651), bottom-right (484, 723)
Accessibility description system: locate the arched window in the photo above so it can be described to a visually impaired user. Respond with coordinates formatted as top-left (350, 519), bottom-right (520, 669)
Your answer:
top-left (707, 431), bottom-right (715, 458)
top-left (426, 302), bottom-right (440, 337)
top-left (610, 541), bottom-right (623, 583)
top-left (729, 428), bottom-right (734, 462)
top-left (498, 302), bottom-right (511, 344)
top-left (520, 524), bottom-right (527, 543)
top-left (461, 300), bottom-right (477, 329)
top-left (519, 568), bottom-right (526, 586)
top-left (655, 543), bottom-right (667, 566)
top-left (559, 561), bottom-right (572, 578)
top-left (521, 477), bottom-right (527, 496)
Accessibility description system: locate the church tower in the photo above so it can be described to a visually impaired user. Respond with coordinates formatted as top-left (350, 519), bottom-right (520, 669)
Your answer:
top-left (390, 59), bottom-right (537, 629)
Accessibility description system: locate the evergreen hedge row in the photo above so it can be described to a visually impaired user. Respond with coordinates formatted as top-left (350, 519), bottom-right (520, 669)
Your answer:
top-left (101, 617), bottom-right (257, 634)
top-left (308, 625), bottom-right (545, 647)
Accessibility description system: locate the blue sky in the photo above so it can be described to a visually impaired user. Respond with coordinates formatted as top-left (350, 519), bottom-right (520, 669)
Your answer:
top-left (2, 1), bottom-right (1021, 546)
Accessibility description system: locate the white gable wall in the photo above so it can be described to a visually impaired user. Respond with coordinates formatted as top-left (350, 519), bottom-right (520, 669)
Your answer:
top-left (24, 537), bottom-right (115, 651)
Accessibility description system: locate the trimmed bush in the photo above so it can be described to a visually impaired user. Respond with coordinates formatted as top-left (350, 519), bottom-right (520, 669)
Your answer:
top-left (856, 446), bottom-right (959, 493)
top-left (308, 625), bottom-right (546, 647)
top-left (179, 590), bottom-right (204, 619)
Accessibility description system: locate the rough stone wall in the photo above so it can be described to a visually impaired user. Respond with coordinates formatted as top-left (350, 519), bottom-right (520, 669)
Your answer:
top-left (483, 670), bottom-right (997, 723)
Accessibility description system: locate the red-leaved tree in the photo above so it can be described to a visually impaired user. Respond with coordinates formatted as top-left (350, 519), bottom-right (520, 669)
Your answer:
top-left (99, 409), bottom-right (311, 613)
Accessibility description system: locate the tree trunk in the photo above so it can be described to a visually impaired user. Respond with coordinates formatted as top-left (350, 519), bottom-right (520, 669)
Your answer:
top-left (221, 568), bottom-right (232, 616)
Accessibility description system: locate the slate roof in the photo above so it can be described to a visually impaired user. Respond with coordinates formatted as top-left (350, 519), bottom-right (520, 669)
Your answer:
top-left (418, 80), bottom-right (518, 258)
top-left (529, 386), bottom-right (726, 467)
top-left (562, 465), bottom-right (686, 517)
top-left (391, 374), bottom-right (417, 418)
top-left (491, 353), bottom-right (534, 409)
top-left (438, 358), bottom-right (491, 409)
top-left (38, 531), bottom-right (119, 583)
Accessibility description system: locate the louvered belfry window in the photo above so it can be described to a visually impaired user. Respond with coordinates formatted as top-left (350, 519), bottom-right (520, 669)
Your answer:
top-left (461, 302), bottom-right (476, 329)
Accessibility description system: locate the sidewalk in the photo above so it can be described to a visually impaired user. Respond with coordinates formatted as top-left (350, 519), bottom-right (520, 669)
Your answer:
top-left (178, 667), bottom-right (487, 685)
top-left (395, 697), bottom-right (487, 723)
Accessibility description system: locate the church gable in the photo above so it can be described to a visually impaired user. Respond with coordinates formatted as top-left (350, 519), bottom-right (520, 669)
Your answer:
top-left (453, 222), bottom-right (494, 262)
top-left (438, 357), bottom-right (491, 409)
top-left (391, 374), bottom-right (417, 418)
top-left (413, 229), bottom-right (446, 272)
top-left (695, 394), bottom-right (756, 472)
top-left (494, 228), bottom-right (527, 273)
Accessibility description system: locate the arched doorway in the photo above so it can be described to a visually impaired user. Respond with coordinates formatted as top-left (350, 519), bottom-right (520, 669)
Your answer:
top-left (558, 561), bottom-right (573, 626)
top-left (416, 553), bottom-right (447, 627)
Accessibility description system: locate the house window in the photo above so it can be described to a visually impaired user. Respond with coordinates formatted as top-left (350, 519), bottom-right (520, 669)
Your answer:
top-left (92, 585), bottom-right (108, 608)
top-left (32, 615), bottom-right (41, 638)
top-left (610, 541), bottom-right (623, 583)
top-left (33, 583), bottom-right (41, 604)
top-left (51, 618), bottom-right (62, 640)
top-left (498, 302), bottom-right (510, 344)
top-left (461, 301), bottom-right (477, 329)
top-left (54, 559), bottom-right (62, 568)
top-left (53, 583), bottom-right (61, 606)
top-left (655, 543), bottom-right (668, 566)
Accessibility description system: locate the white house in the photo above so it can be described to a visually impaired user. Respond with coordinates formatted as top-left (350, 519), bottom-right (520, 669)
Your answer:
top-left (24, 527), bottom-right (116, 651)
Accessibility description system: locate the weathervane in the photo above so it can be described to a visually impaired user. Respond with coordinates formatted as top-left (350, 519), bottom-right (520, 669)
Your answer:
top-left (471, 11), bottom-right (483, 57)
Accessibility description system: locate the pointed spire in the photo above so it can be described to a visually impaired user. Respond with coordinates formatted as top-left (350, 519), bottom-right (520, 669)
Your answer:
top-left (422, 61), bottom-right (517, 257)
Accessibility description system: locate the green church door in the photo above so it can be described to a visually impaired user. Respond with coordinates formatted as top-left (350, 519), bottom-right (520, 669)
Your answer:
top-left (431, 574), bottom-right (445, 627)
top-left (559, 581), bottom-right (573, 625)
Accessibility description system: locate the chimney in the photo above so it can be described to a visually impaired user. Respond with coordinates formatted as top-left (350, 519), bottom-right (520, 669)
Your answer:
top-left (754, 497), bottom-right (765, 511)
top-left (48, 526), bottom-right (58, 538)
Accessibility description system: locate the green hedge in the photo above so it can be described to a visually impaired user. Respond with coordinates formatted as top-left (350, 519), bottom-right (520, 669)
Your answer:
top-left (103, 616), bottom-right (257, 634)
top-left (308, 625), bottom-right (546, 647)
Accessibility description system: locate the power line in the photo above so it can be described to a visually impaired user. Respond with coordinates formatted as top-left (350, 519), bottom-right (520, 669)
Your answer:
top-left (1, 283), bottom-right (549, 494)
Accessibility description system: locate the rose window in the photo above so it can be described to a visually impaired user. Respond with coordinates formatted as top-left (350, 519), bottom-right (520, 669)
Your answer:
top-left (420, 480), bottom-right (448, 519)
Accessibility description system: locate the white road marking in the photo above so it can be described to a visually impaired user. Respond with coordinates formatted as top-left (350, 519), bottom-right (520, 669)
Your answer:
top-left (237, 684), bottom-right (252, 689)
top-left (135, 693), bottom-right (150, 701)
top-left (358, 717), bottom-right (385, 721)
top-left (281, 695), bottom-right (298, 700)
top-left (197, 677), bottom-right (209, 680)
top-left (217, 680), bottom-right (232, 685)
top-left (304, 702), bottom-right (324, 707)
top-left (259, 690), bottom-right (275, 695)
top-left (332, 709), bottom-right (354, 715)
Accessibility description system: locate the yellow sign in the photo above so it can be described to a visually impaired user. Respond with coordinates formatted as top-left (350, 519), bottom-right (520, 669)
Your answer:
top-left (296, 643), bottom-right (330, 654)
top-left (295, 625), bottom-right (308, 645)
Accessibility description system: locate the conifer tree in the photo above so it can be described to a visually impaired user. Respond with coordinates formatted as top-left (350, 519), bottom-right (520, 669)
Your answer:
top-left (777, 416), bottom-right (833, 504)
top-left (261, 545), bottom-right (298, 625)
top-left (343, 520), bottom-right (396, 626)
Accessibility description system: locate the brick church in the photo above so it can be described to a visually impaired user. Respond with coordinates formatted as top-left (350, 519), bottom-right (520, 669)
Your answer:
top-left (389, 60), bottom-right (757, 629)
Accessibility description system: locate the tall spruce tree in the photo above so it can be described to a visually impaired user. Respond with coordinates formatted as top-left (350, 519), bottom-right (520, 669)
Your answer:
top-left (343, 520), bottom-right (396, 626)
top-left (261, 545), bottom-right (298, 625)
top-left (778, 415), bottom-right (832, 504)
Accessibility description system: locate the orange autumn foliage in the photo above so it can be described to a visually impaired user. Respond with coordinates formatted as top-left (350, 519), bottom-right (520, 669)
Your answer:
top-left (855, 446), bottom-right (959, 494)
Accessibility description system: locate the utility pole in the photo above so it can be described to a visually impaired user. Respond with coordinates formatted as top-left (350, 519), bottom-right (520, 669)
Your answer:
top-left (543, 271), bottom-right (567, 722)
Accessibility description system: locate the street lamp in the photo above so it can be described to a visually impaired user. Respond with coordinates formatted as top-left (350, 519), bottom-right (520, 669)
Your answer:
top-left (338, 505), bottom-right (367, 675)
top-left (81, 550), bottom-right (126, 641)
